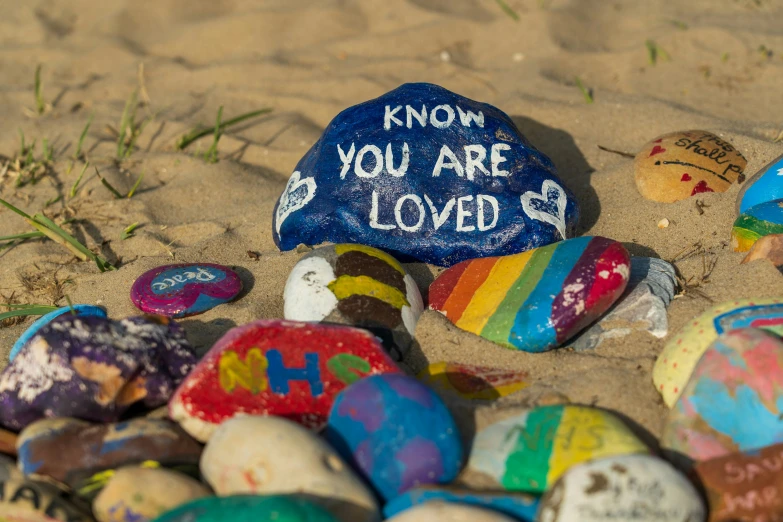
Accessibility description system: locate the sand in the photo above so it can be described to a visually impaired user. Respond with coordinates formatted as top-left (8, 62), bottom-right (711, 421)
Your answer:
top-left (1, 0), bottom-right (783, 444)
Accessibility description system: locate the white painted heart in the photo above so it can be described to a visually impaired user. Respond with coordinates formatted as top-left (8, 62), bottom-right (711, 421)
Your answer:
top-left (275, 171), bottom-right (317, 238)
top-left (520, 179), bottom-right (568, 240)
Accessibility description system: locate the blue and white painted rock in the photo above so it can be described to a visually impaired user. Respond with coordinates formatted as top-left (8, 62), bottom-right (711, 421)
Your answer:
top-left (9, 305), bottom-right (107, 362)
top-left (386, 503), bottom-right (518, 522)
top-left (17, 417), bottom-right (202, 497)
top-left (0, 315), bottom-right (196, 431)
top-left (384, 486), bottom-right (539, 521)
top-left (738, 152), bottom-right (783, 214)
top-left (324, 374), bottom-right (464, 502)
top-left (284, 244), bottom-right (423, 359)
top-left (272, 82), bottom-right (579, 267)
top-left (131, 263), bottom-right (243, 317)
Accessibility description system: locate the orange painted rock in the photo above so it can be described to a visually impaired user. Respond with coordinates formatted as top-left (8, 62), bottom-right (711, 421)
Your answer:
top-left (634, 130), bottom-right (746, 202)
top-left (417, 362), bottom-right (528, 400)
top-left (169, 320), bottom-right (401, 442)
top-left (742, 233), bottom-right (783, 268)
top-left (695, 442), bottom-right (783, 522)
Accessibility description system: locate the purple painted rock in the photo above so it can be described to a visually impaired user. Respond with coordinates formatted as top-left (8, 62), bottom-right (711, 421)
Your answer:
top-left (662, 328), bottom-right (783, 463)
top-left (17, 417), bottom-right (202, 497)
top-left (131, 263), bottom-right (243, 318)
top-left (0, 315), bottom-right (196, 431)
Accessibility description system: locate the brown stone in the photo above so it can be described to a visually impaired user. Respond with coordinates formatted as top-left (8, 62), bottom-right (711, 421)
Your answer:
top-left (634, 130), bottom-right (746, 202)
top-left (742, 234), bottom-right (783, 269)
top-left (0, 426), bottom-right (17, 456)
top-left (695, 442), bottom-right (783, 521)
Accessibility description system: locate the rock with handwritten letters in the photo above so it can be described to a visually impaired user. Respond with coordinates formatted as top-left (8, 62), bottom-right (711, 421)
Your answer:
top-left (131, 263), bottom-right (243, 318)
top-left (738, 152), bottom-right (783, 213)
top-left (0, 455), bottom-right (94, 522)
top-left (464, 404), bottom-right (648, 494)
top-left (383, 486), bottom-right (539, 521)
top-left (17, 417), bottom-right (203, 499)
top-left (695, 442), bottom-right (783, 522)
top-left (386, 503), bottom-right (518, 522)
top-left (272, 82), bottom-right (580, 267)
top-left (9, 304), bottom-right (107, 361)
top-left (428, 236), bottom-right (630, 353)
top-left (653, 297), bottom-right (783, 407)
top-left (417, 362), bottom-right (529, 401)
top-left (536, 454), bottom-right (705, 522)
top-left (169, 319), bottom-right (400, 442)
top-left (731, 199), bottom-right (783, 252)
top-left (663, 329), bottom-right (783, 463)
top-left (742, 233), bottom-right (783, 269)
top-left (284, 244), bottom-right (423, 360)
top-left (151, 495), bottom-right (339, 522)
top-left (93, 467), bottom-right (210, 522)
top-left (634, 130), bottom-right (746, 202)
top-left (0, 315), bottom-right (196, 431)
top-left (324, 374), bottom-right (463, 502)
top-left (200, 415), bottom-right (379, 522)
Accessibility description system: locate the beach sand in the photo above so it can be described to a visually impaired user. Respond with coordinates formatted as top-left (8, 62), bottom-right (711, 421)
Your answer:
top-left (1, 0), bottom-right (783, 443)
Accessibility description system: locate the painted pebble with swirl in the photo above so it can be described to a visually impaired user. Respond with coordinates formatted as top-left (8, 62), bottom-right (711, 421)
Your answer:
top-left (429, 236), bottom-right (630, 353)
top-left (131, 263), bottom-right (243, 318)
top-left (731, 199), bottom-right (783, 252)
top-left (284, 244), bottom-right (423, 360)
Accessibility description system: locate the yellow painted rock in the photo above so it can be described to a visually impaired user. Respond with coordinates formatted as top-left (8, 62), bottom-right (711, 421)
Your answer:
top-left (417, 362), bottom-right (529, 400)
top-left (653, 297), bottom-right (783, 407)
top-left (634, 130), bottom-right (746, 202)
top-left (465, 404), bottom-right (648, 493)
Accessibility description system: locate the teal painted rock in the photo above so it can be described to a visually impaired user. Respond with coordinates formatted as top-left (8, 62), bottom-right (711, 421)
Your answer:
top-left (152, 495), bottom-right (339, 522)
top-left (738, 152), bottom-right (783, 213)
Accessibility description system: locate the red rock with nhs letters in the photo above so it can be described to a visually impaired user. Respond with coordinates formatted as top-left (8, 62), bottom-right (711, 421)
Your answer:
top-left (695, 442), bottom-right (783, 521)
top-left (168, 319), bottom-right (401, 442)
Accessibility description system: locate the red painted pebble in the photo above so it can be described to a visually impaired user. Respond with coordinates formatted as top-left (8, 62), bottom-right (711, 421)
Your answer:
top-left (131, 263), bottom-right (243, 318)
top-left (168, 319), bottom-right (401, 442)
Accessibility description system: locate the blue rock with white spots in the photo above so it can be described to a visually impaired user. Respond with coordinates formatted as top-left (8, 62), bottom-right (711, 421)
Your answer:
top-left (272, 82), bottom-right (579, 267)
top-left (384, 486), bottom-right (539, 521)
top-left (738, 152), bottom-right (783, 213)
top-left (9, 305), bottom-right (107, 362)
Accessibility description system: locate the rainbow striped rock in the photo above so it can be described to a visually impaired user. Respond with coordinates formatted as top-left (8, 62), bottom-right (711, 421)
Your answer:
top-left (653, 297), bottom-right (783, 407)
top-left (465, 404), bottom-right (648, 494)
top-left (429, 236), bottom-right (630, 353)
top-left (731, 199), bottom-right (783, 252)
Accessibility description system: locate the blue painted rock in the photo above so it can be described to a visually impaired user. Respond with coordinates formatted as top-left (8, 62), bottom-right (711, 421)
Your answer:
top-left (428, 236), bottom-right (630, 352)
top-left (272, 82), bottom-right (579, 267)
top-left (324, 374), bottom-right (463, 501)
top-left (634, 130), bottom-right (746, 202)
top-left (131, 263), bottom-right (243, 318)
top-left (386, 503), bottom-right (518, 522)
top-left (654, 297), bottom-right (783, 407)
top-left (536, 454), bottom-right (705, 522)
top-left (738, 152), bottom-right (783, 213)
top-left (662, 328), bottom-right (783, 463)
top-left (0, 455), bottom-right (94, 522)
top-left (571, 257), bottom-right (676, 351)
top-left (169, 320), bottom-right (400, 442)
top-left (93, 467), bottom-right (210, 522)
top-left (731, 199), bottom-right (783, 252)
top-left (17, 417), bottom-right (202, 498)
top-left (10, 305), bottom-right (107, 361)
top-left (0, 315), bottom-right (196, 431)
top-left (284, 244), bottom-right (423, 360)
top-left (151, 495), bottom-right (338, 522)
top-left (384, 486), bottom-right (539, 521)
top-left (465, 404), bottom-right (648, 494)
top-left (200, 416), bottom-right (379, 522)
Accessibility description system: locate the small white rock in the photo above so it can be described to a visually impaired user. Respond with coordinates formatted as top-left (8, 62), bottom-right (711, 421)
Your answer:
top-left (200, 415), bottom-right (380, 522)
top-left (440, 50), bottom-right (451, 62)
top-left (512, 52), bottom-right (525, 62)
top-left (657, 218), bottom-right (670, 228)
top-left (387, 502), bottom-right (518, 522)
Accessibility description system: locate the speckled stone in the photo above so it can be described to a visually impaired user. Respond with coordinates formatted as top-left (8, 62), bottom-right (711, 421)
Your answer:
top-left (10, 305), bottom-right (107, 361)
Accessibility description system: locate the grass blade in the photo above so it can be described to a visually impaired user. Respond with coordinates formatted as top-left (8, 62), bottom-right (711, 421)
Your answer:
top-left (32, 213), bottom-right (115, 271)
top-left (574, 76), bottom-right (594, 104)
top-left (176, 108), bottom-right (272, 150)
top-left (95, 168), bottom-right (123, 199)
top-left (0, 198), bottom-right (33, 219)
top-left (70, 162), bottom-right (89, 198)
top-left (127, 171), bottom-right (144, 198)
top-left (494, 0), bottom-right (520, 21)
top-left (34, 64), bottom-right (45, 115)
top-left (0, 306), bottom-right (59, 322)
top-left (204, 106), bottom-right (223, 164)
top-left (44, 195), bottom-right (62, 208)
top-left (121, 222), bottom-right (139, 240)
top-left (0, 232), bottom-right (45, 241)
top-left (117, 90), bottom-right (139, 160)
top-left (74, 112), bottom-right (94, 160)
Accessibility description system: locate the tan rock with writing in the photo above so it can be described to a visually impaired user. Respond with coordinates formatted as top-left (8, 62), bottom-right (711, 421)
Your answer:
top-left (742, 234), bottom-right (783, 269)
top-left (634, 130), bottom-right (746, 202)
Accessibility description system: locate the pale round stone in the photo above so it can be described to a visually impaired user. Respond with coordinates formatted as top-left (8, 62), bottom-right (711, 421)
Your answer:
top-left (200, 415), bottom-right (380, 522)
top-left (386, 502), bottom-right (518, 522)
top-left (93, 466), bottom-right (211, 522)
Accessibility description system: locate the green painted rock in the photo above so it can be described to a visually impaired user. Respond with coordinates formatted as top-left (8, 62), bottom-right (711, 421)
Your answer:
top-left (152, 495), bottom-right (339, 522)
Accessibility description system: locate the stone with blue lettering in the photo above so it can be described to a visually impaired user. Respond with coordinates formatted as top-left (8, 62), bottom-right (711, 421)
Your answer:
top-left (738, 152), bottom-right (783, 214)
top-left (272, 82), bottom-right (580, 267)
top-left (10, 305), bottom-right (107, 362)
top-left (131, 263), bottom-right (243, 318)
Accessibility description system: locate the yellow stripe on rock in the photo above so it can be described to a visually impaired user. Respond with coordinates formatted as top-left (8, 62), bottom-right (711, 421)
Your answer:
top-left (335, 244), bottom-right (405, 275)
top-left (328, 275), bottom-right (410, 309)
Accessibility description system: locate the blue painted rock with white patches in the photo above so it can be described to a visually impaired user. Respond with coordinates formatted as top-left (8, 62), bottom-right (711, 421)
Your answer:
top-left (272, 82), bottom-right (579, 267)
top-left (384, 486), bottom-right (539, 521)
top-left (386, 503), bottom-right (519, 522)
top-left (9, 305), bottom-right (107, 362)
top-left (738, 152), bottom-right (783, 214)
